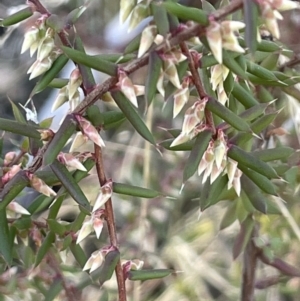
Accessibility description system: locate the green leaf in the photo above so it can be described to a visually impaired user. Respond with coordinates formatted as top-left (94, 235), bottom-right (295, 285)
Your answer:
top-left (232, 82), bottom-right (259, 108)
top-left (0, 171), bottom-right (29, 211)
top-left (124, 33), bottom-right (141, 54)
top-left (238, 164), bottom-right (277, 195)
top-left (151, 3), bottom-right (169, 36)
top-left (183, 129), bottom-right (212, 183)
top-left (228, 145), bottom-right (278, 179)
top-left (44, 279), bottom-right (63, 301)
top-left (241, 175), bottom-right (268, 213)
top-left (113, 182), bottom-right (161, 198)
top-left (69, 242), bottom-right (87, 268)
top-left (253, 147), bottom-right (294, 162)
top-left (61, 46), bottom-right (118, 76)
top-left (128, 269), bottom-right (173, 281)
top-left (92, 53), bottom-right (135, 63)
top-left (200, 175), bottom-right (228, 210)
top-left (206, 97), bottom-right (251, 132)
top-left (161, 2), bottom-right (208, 25)
top-left (246, 60), bottom-right (279, 81)
top-left (8, 97), bottom-right (26, 124)
top-left (111, 90), bottom-right (156, 145)
top-left (65, 5), bottom-right (87, 27)
top-left (1, 7), bottom-right (32, 26)
top-left (50, 160), bottom-right (91, 212)
top-left (243, 0), bottom-right (258, 53)
top-left (102, 111), bottom-right (126, 130)
top-left (31, 55), bottom-right (69, 95)
top-left (0, 210), bottom-right (13, 265)
top-left (35, 232), bottom-right (55, 267)
top-left (43, 114), bottom-right (77, 166)
top-left (159, 138), bottom-right (194, 151)
top-left (223, 51), bottom-right (248, 80)
top-left (146, 51), bottom-right (163, 104)
top-left (48, 78), bottom-right (69, 89)
top-left (47, 219), bottom-right (66, 236)
top-left (0, 118), bottom-right (40, 139)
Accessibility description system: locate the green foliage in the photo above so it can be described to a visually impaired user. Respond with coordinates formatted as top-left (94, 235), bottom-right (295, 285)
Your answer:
top-left (0, 0), bottom-right (300, 300)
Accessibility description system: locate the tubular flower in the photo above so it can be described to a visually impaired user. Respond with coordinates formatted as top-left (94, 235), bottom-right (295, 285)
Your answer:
top-left (259, 0), bottom-right (299, 39)
top-left (173, 76), bottom-right (191, 118)
top-left (210, 64), bottom-right (231, 105)
top-left (206, 20), bottom-right (245, 64)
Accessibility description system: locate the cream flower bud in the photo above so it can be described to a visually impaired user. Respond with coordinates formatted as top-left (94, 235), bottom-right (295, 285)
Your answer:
top-left (117, 70), bottom-right (138, 107)
top-left (206, 21), bottom-right (222, 64)
top-left (37, 36), bottom-right (55, 61)
top-left (29, 57), bottom-right (53, 80)
top-left (21, 26), bottom-right (39, 54)
top-left (138, 25), bottom-right (157, 58)
top-left (93, 180), bottom-right (113, 212)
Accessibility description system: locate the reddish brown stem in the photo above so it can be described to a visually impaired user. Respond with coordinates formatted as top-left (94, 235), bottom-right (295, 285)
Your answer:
top-left (241, 225), bottom-right (258, 301)
top-left (94, 144), bottom-right (127, 301)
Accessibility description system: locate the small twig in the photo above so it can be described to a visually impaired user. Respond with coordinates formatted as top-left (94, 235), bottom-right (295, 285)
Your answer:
top-left (94, 144), bottom-right (127, 301)
top-left (28, 0), bottom-right (51, 15)
top-left (180, 42), bottom-right (216, 133)
top-left (241, 225), bottom-right (258, 301)
top-left (279, 54), bottom-right (300, 71)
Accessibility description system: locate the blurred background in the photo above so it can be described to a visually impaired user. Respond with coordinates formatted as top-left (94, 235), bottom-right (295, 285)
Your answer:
top-left (1, 1), bottom-right (300, 300)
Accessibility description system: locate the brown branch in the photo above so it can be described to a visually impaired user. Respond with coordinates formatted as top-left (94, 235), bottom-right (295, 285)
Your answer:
top-left (94, 144), bottom-right (126, 301)
top-left (241, 225), bottom-right (258, 301)
top-left (279, 54), bottom-right (300, 71)
top-left (27, 0), bottom-right (51, 15)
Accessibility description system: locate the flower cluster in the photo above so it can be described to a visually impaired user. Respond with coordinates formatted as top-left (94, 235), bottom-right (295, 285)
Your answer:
top-left (76, 209), bottom-right (105, 244)
top-left (259, 0), bottom-right (299, 39)
top-left (198, 130), bottom-right (242, 196)
top-left (83, 245), bottom-right (117, 273)
top-left (210, 64), bottom-right (232, 105)
top-left (206, 20), bottom-right (245, 64)
top-left (52, 68), bottom-right (83, 112)
top-left (22, 18), bottom-right (60, 79)
top-left (171, 100), bottom-right (207, 147)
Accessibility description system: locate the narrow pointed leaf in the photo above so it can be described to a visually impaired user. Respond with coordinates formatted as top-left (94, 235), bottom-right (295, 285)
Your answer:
top-left (111, 90), bottom-right (155, 145)
top-left (206, 97), bottom-right (251, 131)
top-left (32, 55), bottom-right (69, 95)
top-left (124, 33), bottom-right (141, 54)
top-left (228, 145), bottom-right (278, 179)
top-left (69, 242), bottom-right (87, 268)
top-left (160, 138), bottom-right (194, 151)
top-left (102, 111), bottom-right (126, 130)
top-left (0, 170), bottom-right (29, 211)
top-left (241, 175), bottom-right (267, 213)
top-left (61, 46), bottom-right (117, 76)
top-left (35, 231), bottom-right (55, 267)
top-left (183, 129), bottom-right (212, 183)
top-left (43, 114), bottom-right (77, 166)
top-left (238, 38), bottom-right (280, 52)
top-left (8, 98), bottom-right (26, 124)
top-left (238, 164), bottom-right (277, 195)
top-left (200, 175), bottom-right (228, 210)
top-left (151, 3), bottom-right (169, 36)
top-left (1, 7), bottom-right (32, 26)
top-left (232, 82), bottom-right (259, 108)
top-left (243, 0), bottom-right (258, 53)
top-left (48, 78), bottom-right (69, 89)
top-left (146, 51), bottom-right (163, 104)
top-left (47, 219), bottom-right (66, 236)
top-left (253, 147), bottom-right (294, 162)
top-left (128, 269), bottom-right (173, 281)
top-left (0, 118), bottom-right (40, 139)
top-left (161, 2), bottom-right (208, 25)
top-left (44, 279), bottom-right (63, 301)
top-left (65, 5), bottom-right (87, 27)
top-left (246, 60), bottom-right (278, 81)
top-left (50, 160), bottom-right (91, 212)
top-left (0, 210), bottom-right (13, 265)
top-left (223, 51), bottom-right (248, 80)
top-left (113, 182), bottom-right (161, 198)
